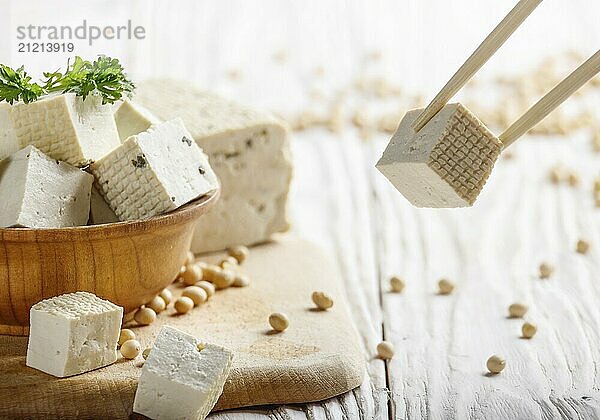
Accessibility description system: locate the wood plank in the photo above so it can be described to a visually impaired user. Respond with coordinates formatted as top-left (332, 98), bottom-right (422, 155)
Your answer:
top-left (0, 238), bottom-right (364, 418)
top-left (288, 134), bottom-right (389, 419)
top-left (371, 133), bottom-right (600, 418)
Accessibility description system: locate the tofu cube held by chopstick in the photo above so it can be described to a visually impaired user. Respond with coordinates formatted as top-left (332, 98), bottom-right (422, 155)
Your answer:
top-left (376, 103), bottom-right (502, 208)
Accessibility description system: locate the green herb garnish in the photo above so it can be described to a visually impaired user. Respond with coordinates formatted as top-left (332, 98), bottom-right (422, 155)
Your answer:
top-left (45, 56), bottom-right (135, 104)
top-left (0, 56), bottom-right (134, 105)
top-left (0, 65), bottom-right (44, 104)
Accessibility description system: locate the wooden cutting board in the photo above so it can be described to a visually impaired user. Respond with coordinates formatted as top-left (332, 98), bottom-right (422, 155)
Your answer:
top-left (0, 236), bottom-right (365, 419)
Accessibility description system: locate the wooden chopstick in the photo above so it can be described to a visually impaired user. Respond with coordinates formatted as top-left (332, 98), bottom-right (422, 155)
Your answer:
top-left (412, 0), bottom-right (543, 132)
top-left (499, 50), bottom-right (600, 147)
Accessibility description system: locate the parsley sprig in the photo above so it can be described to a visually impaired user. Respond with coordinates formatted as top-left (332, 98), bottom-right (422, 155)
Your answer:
top-left (44, 56), bottom-right (135, 104)
top-left (0, 56), bottom-right (134, 105)
top-left (0, 65), bottom-right (44, 104)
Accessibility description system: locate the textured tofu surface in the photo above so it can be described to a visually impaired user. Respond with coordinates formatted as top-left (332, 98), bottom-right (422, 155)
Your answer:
top-left (0, 145), bottom-right (93, 228)
top-left (26, 292), bottom-right (123, 378)
top-left (8, 93), bottom-right (120, 167)
top-left (114, 100), bottom-right (160, 142)
top-left (133, 80), bottom-right (293, 253)
top-left (91, 118), bottom-right (218, 221)
top-left (0, 103), bottom-right (19, 161)
top-left (133, 326), bottom-right (233, 420)
top-left (377, 103), bottom-right (502, 207)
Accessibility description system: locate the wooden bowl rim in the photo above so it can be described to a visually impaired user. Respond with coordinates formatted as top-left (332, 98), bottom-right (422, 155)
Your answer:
top-left (0, 188), bottom-right (220, 242)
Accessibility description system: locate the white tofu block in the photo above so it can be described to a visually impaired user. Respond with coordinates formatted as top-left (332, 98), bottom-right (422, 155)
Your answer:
top-left (8, 93), bottom-right (121, 167)
top-left (133, 326), bottom-right (233, 420)
top-left (376, 103), bottom-right (502, 207)
top-left (26, 291), bottom-right (123, 378)
top-left (0, 103), bottom-right (19, 161)
top-left (132, 80), bottom-right (293, 253)
top-left (114, 100), bottom-right (160, 142)
top-left (90, 118), bottom-right (218, 221)
top-left (89, 186), bottom-right (118, 225)
top-left (0, 145), bottom-right (93, 228)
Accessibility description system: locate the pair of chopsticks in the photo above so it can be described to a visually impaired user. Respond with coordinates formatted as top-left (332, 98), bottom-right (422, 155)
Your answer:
top-left (412, 0), bottom-right (600, 148)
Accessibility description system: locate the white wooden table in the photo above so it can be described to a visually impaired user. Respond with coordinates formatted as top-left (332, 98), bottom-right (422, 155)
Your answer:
top-left (3, 1), bottom-right (600, 418)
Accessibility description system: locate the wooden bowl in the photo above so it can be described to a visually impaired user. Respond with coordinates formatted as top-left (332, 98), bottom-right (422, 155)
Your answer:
top-left (0, 190), bottom-right (219, 336)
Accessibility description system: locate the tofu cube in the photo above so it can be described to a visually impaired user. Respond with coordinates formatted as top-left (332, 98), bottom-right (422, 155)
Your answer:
top-left (8, 93), bottom-right (121, 167)
top-left (26, 292), bottom-right (123, 378)
top-left (0, 145), bottom-right (93, 228)
top-left (90, 118), bottom-right (218, 221)
top-left (114, 100), bottom-right (160, 142)
top-left (131, 80), bottom-right (293, 253)
top-left (376, 103), bottom-right (502, 207)
top-left (133, 326), bottom-right (233, 420)
top-left (0, 103), bottom-right (19, 161)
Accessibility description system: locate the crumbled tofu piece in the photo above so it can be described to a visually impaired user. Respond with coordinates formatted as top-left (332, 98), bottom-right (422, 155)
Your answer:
top-left (133, 326), bottom-right (233, 420)
top-left (0, 145), bottom-right (93, 228)
top-left (377, 103), bottom-right (503, 207)
top-left (132, 80), bottom-right (293, 253)
top-left (26, 292), bottom-right (123, 377)
top-left (8, 94), bottom-right (120, 166)
top-left (90, 118), bottom-right (218, 221)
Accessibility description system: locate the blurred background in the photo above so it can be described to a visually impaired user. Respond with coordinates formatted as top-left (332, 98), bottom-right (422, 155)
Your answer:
top-left (1, 0), bottom-right (598, 110)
